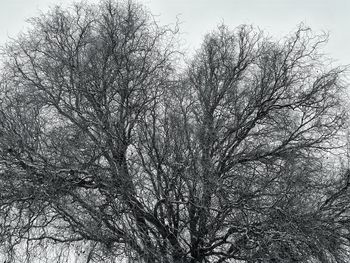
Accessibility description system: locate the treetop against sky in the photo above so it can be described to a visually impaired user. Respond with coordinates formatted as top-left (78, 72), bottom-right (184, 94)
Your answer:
top-left (0, 0), bottom-right (349, 65)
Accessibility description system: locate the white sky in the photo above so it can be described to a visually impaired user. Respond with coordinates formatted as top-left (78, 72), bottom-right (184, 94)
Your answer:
top-left (0, 0), bottom-right (349, 65)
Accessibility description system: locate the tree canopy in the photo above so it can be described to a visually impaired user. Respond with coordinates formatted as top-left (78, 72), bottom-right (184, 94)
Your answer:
top-left (0, 1), bottom-right (349, 262)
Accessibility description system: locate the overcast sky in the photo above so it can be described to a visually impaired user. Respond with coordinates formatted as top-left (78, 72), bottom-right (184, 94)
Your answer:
top-left (0, 0), bottom-right (349, 65)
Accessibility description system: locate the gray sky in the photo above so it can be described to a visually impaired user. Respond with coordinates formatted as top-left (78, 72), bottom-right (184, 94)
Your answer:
top-left (0, 0), bottom-right (349, 65)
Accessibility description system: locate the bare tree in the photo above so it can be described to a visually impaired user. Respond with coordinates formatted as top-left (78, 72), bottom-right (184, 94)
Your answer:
top-left (0, 1), bottom-right (349, 262)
